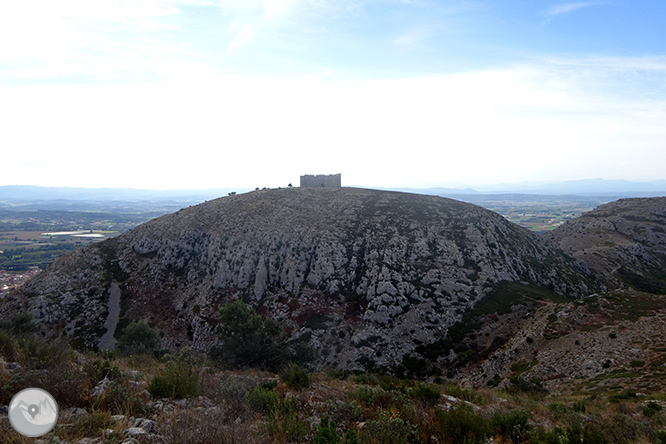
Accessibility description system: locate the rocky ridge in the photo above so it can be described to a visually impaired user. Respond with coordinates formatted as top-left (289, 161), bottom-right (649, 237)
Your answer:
top-left (543, 197), bottom-right (666, 293)
top-left (9, 187), bottom-right (592, 371)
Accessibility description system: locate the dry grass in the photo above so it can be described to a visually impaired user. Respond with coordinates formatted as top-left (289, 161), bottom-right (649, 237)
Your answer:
top-left (2, 330), bottom-right (666, 443)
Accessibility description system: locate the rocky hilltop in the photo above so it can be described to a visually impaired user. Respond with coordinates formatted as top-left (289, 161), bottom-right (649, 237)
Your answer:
top-left (10, 188), bottom-right (592, 371)
top-left (543, 197), bottom-right (666, 293)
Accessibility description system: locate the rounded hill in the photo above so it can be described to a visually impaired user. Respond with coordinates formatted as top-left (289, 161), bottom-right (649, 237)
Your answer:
top-left (16, 187), bottom-right (592, 370)
top-left (544, 196), bottom-right (666, 293)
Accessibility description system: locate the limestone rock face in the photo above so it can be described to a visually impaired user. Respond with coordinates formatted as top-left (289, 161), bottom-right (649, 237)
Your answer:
top-left (543, 197), bottom-right (666, 292)
top-left (13, 188), bottom-right (591, 369)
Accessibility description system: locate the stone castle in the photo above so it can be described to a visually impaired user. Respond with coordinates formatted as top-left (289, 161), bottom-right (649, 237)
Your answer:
top-left (300, 174), bottom-right (341, 188)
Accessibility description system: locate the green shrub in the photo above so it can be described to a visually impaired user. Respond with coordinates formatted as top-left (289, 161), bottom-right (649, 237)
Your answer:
top-left (657, 430), bottom-right (666, 444)
top-left (2, 312), bottom-right (37, 335)
top-left (507, 375), bottom-right (548, 395)
top-left (313, 418), bottom-right (359, 444)
top-left (609, 389), bottom-right (637, 403)
top-left (280, 363), bottom-right (311, 389)
top-left (360, 411), bottom-right (419, 444)
top-left (324, 399), bottom-right (363, 425)
top-left (643, 401), bottom-right (662, 417)
top-left (353, 386), bottom-right (405, 408)
top-left (0, 330), bottom-right (20, 362)
top-left (314, 416), bottom-right (340, 444)
top-left (436, 405), bottom-right (491, 444)
top-left (343, 427), bottom-right (359, 444)
top-left (211, 300), bottom-right (290, 371)
top-left (248, 386), bottom-right (278, 413)
top-left (116, 321), bottom-right (158, 354)
top-left (408, 383), bottom-right (441, 405)
top-left (148, 361), bottom-right (199, 400)
top-left (215, 375), bottom-right (258, 407)
top-left (491, 408), bottom-right (531, 444)
top-left (264, 410), bottom-right (310, 442)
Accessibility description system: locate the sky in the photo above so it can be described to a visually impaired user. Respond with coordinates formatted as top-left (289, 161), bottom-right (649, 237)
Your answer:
top-left (1, 0), bottom-right (665, 190)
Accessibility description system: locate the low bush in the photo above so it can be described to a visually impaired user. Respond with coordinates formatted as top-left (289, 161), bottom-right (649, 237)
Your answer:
top-left (264, 410), bottom-right (310, 443)
top-left (353, 386), bottom-right (406, 409)
top-left (435, 404), bottom-right (491, 444)
top-left (643, 401), bottom-right (662, 417)
top-left (0, 330), bottom-right (21, 366)
top-left (314, 416), bottom-right (340, 444)
top-left (492, 408), bottom-right (531, 444)
top-left (1, 312), bottom-right (37, 336)
top-left (212, 300), bottom-right (315, 372)
top-left (312, 416), bottom-right (361, 444)
top-left (248, 386), bottom-right (280, 413)
top-left (507, 375), bottom-right (548, 395)
top-left (360, 411), bottom-right (419, 444)
top-left (214, 375), bottom-right (259, 407)
top-left (116, 321), bottom-right (158, 354)
top-left (408, 383), bottom-right (441, 405)
top-left (325, 399), bottom-right (363, 427)
top-left (280, 363), bottom-right (311, 389)
top-left (148, 360), bottom-right (199, 400)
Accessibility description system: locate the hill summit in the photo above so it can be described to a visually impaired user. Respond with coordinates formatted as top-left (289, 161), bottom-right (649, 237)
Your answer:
top-left (13, 187), bottom-right (592, 371)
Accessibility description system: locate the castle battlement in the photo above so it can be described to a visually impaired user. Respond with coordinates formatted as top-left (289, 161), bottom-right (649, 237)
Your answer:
top-left (300, 174), bottom-right (341, 188)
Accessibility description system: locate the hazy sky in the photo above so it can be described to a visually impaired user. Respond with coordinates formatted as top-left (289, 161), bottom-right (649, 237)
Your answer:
top-left (1, 1), bottom-right (665, 190)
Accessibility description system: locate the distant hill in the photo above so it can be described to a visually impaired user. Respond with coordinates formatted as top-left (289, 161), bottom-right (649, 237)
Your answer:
top-left (0, 185), bottom-right (250, 202)
top-left (543, 197), bottom-right (666, 293)
top-left (470, 179), bottom-right (666, 196)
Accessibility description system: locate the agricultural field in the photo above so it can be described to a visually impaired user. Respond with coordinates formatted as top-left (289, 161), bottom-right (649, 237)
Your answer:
top-left (0, 208), bottom-right (162, 271)
top-left (0, 230), bottom-right (119, 271)
top-left (458, 194), bottom-right (613, 232)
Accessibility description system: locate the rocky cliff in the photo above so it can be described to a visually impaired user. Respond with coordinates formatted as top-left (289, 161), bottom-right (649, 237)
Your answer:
top-left (543, 197), bottom-right (666, 293)
top-left (9, 188), bottom-right (593, 371)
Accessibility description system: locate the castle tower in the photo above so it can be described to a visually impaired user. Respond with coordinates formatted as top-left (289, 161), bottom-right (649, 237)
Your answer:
top-left (299, 174), bottom-right (342, 188)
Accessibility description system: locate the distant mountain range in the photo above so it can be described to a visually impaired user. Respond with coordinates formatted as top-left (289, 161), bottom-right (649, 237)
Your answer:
top-left (1, 179), bottom-right (664, 203)
top-left (0, 185), bottom-right (250, 202)
top-left (386, 179), bottom-right (666, 197)
top-left (470, 179), bottom-right (666, 196)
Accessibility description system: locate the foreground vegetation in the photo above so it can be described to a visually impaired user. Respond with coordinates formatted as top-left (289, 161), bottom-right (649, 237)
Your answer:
top-left (2, 312), bottom-right (666, 444)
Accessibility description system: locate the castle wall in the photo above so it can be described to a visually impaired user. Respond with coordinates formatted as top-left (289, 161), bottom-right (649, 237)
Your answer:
top-left (300, 174), bottom-right (342, 188)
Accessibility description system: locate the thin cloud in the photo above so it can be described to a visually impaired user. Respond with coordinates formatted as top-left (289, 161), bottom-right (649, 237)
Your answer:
top-left (547, 2), bottom-right (593, 16)
top-left (542, 2), bottom-right (603, 25)
top-left (226, 24), bottom-right (255, 55)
